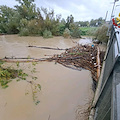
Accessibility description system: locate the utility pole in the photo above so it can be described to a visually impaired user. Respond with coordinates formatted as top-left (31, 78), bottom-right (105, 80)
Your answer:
top-left (110, 1), bottom-right (116, 21)
top-left (105, 11), bottom-right (108, 21)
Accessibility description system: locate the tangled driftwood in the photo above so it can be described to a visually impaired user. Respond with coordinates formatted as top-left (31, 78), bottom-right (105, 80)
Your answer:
top-left (48, 44), bottom-right (99, 81)
top-left (0, 45), bottom-right (105, 82)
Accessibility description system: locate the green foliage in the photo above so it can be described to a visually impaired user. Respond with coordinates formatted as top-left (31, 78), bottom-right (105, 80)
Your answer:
top-left (78, 21), bottom-right (89, 27)
top-left (58, 23), bottom-right (66, 35)
top-left (69, 23), bottom-right (81, 38)
top-left (63, 28), bottom-right (71, 38)
top-left (0, 61), bottom-right (29, 88)
top-left (71, 27), bottom-right (81, 38)
top-left (27, 19), bottom-right (39, 35)
top-left (90, 17), bottom-right (105, 27)
top-left (32, 62), bottom-right (37, 66)
top-left (65, 14), bottom-right (74, 29)
top-left (0, 1), bottom-right (105, 37)
top-left (51, 23), bottom-right (60, 36)
top-left (15, 0), bottom-right (37, 20)
top-left (43, 30), bottom-right (52, 38)
top-left (80, 27), bottom-right (98, 36)
top-left (19, 28), bottom-right (29, 36)
top-left (0, 5), bottom-right (19, 34)
top-left (0, 60), bottom-right (41, 105)
top-left (20, 18), bottom-right (28, 28)
top-left (0, 61), bottom-right (17, 88)
top-left (86, 27), bottom-right (98, 36)
top-left (95, 25), bottom-right (109, 43)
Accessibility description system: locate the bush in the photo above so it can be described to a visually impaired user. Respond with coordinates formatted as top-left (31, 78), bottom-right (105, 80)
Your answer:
top-left (0, 29), bottom-right (2, 33)
top-left (58, 23), bottom-right (65, 35)
top-left (80, 27), bottom-right (98, 36)
top-left (86, 27), bottom-right (98, 36)
top-left (63, 28), bottom-right (71, 38)
top-left (43, 30), bottom-right (52, 38)
top-left (19, 28), bottom-right (29, 36)
top-left (51, 24), bottom-right (60, 36)
top-left (70, 27), bottom-right (81, 38)
top-left (27, 20), bottom-right (38, 35)
top-left (95, 25), bottom-right (109, 43)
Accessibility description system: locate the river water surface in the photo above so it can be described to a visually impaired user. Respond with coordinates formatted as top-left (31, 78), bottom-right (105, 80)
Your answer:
top-left (0, 35), bottom-right (94, 120)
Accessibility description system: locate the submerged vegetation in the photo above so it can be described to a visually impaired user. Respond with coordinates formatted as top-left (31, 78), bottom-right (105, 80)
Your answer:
top-left (0, 0), bottom-right (107, 39)
top-left (0, 61), bottom-right (17, 88)
top-left (0, 60), bottom-right (41, 105)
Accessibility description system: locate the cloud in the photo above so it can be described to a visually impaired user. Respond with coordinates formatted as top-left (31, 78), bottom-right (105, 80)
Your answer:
top-left (35, 0), bottom-right (114, 21)
top-left (0, 0), bottom-right (18, 7)
top-left (0, 0), bottom-right (120, 21)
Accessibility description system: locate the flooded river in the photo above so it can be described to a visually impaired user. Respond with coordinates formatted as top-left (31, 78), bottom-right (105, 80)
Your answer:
top-left (0, 35), bottom-right (94, 120)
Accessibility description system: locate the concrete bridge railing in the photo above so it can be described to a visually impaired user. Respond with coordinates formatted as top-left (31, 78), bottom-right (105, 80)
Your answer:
top-left (89, 25), bottom-right (120, 120)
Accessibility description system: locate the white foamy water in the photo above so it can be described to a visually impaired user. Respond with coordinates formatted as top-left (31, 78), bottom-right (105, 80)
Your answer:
top-left (78, 38), bottom-right (93, 45)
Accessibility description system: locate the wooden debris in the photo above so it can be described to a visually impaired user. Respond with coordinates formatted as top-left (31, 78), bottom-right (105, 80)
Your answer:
top-left (28, 46), bottom-right (66, 50)
top-left (1, 45), bottom-right (105, 82)
top-left (96, 46), bottom-right (101, 80)
top-left (49, 44), bottom-right (98, 81)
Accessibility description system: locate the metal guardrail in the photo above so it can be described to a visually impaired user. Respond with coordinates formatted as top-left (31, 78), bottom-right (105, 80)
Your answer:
top-left (91, 26), bottom-right (120, 120)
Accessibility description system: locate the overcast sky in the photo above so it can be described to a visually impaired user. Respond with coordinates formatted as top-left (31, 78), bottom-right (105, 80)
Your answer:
top-left (0, 0), bottom-right (120, 21)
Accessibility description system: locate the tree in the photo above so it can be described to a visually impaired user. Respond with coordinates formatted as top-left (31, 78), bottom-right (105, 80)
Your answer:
top-left (95, 25), bottom-right (109, 43)
top-left (90, 17), bottom-right (105, 27)
top-left (40, 7), bottom-right (61, 36)
top-left (16, 0), bottom-right (35, 8)
top-left (0, 5), bottom-right (19, 33)
top-left (90, 19), bottom-right (97, 27)
top-left (66, 14), bottom-right (74, 29)
top-left (15, 0), bottom-right (37, 20)
top-left (78, 21), bottom-right (89, 27)
top-left (63, 28), bottom-right (71, 38)
top-left (69, 23), bottom-right (81, 38)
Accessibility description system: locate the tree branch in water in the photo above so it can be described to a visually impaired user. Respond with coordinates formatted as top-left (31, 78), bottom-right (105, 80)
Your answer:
top-left (28, 45), bottom-right (66, 50)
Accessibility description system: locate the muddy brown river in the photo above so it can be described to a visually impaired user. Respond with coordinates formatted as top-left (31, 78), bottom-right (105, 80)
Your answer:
top-left (0, 35), bottom-right (94, 120)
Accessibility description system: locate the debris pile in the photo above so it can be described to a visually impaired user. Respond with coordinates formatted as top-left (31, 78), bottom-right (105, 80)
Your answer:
top-left (48, 44), bottom-right (103, 82)
top-left (1, 44), bottom-right (105, 82)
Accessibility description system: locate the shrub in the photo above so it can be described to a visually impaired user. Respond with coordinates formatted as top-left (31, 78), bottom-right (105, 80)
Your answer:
top-left (27, 20), bottom-right (37, 34)
top-left (63, 28), bottom-right (71, 38)
top-left (86, 27), bottom-right (98, 36)
top-left (0, 29), bottom-right (2, 33)
top-left (19, 28), bottom-right (29, 36)
top-left (51, 24), bottom-right (60, 36)
top-left (70, 27), bottom-right (81, 38)
top-left (58, 23), bottom-right (65, 35)
top-left (80, 27), bottom-right (98, 36)
top-left (95, 25), bottom-right (109, 43)
top-left (20, 18), bottom-right (28, 28)
top-left (43, 30), bottom-right (52, 38)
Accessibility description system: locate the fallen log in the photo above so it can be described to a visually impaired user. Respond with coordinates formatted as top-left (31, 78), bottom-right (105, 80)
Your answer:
top-left (28, 46), bottom-right (66, 50)
top-left (0, 57), bottom-right (48, 62)
top-left (96, 46), bottom-right (101, 80)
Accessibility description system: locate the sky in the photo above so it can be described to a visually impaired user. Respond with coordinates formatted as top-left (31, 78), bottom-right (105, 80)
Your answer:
top-left (0, 0), bottom-right (120, 21)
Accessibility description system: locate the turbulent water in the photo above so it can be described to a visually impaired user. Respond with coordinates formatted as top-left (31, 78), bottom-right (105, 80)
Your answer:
top-left (0, 35), bottom-right (94, 120)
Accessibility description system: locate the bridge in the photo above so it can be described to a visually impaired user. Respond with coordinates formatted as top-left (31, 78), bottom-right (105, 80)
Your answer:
top-left (89, 25), bottom-right (120, 120)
